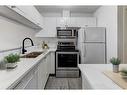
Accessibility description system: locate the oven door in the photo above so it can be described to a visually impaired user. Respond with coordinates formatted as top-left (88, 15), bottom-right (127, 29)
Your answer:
top-left (56, 52), bottom-right (79, 69)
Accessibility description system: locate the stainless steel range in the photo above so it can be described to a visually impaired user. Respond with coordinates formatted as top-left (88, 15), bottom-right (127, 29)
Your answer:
top-left (55, 41), bottom-right (80, 78)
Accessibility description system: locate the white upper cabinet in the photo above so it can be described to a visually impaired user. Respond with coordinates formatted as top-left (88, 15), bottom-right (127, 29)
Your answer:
top-left (57, 17), bottom-right (72, 27)
top-left (56, 17), bottom-right (67, 27)
top-left (36, 17), bottom-right (96, 37)
top-left (76, 17), bottom-right (97, 27)
top-left (22, 6), bottom-right (43, 27)
top-left (35, 17), bottom-right (57, 37)
top-left (57, 17), bottom-right (77, 27)
top-left (56, 17), bottom-right (96, 27)
top-left (69, 17), bottom-right (77, 27)
top-left (2, 6), bottom-right (43, 29)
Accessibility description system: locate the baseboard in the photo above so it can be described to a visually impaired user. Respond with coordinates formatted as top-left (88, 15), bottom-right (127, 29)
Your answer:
top-left (49, 74), bottom-right (56, 76)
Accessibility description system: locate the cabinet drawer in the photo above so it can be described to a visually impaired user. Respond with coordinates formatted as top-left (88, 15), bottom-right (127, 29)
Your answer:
top-left (24, 70), bottom-right (38, 89)
top-left (13, 65), bottom-right (38, 89)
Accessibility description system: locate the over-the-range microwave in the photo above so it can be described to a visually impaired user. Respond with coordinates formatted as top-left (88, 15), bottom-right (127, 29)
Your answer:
top-left (56, 27), bottom-right (80, 39)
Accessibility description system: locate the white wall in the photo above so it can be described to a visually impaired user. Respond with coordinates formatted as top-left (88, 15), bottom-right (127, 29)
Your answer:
top-left (94, 6), bottom-right (118, 63)
top-left (117, 6), bottom-right (127, 63)
top-left (0, 16), bottom-right (40, 51)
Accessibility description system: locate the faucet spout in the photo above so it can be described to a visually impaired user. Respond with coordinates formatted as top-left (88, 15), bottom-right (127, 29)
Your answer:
top-left (22, 37), bottom-right (34, 54)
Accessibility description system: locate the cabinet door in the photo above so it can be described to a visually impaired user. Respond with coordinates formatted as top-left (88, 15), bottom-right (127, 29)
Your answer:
top-left (57, 17), bottom-right (96, 27)
top-left (57, 17), bottom-right (72, 27)
top-left (44, 17), bottom-right (57, 37)
top-left (7, 6), bottom-right (27, 18)
top-left (16, 6), bottom-right (43, 27)
top-left (24, 70), bottom-right (38, 89)
top-left (45, 55), bottom-right (49, 80)
top-left (38, 58), bottom-right (46, 89)
top-left (38, 55), bottom-right (51, 89)
top-left (82, 73), bottom-right (92, 89)
top-left (50, 52), bottom-right (55, 74)
top-left (69, 17), bottom-right (77, 27)
top-left (36, 17), bottom-right (56, 37)
top-left (76, 17), bottom-right (96, 27)
top-left (13, 66), bottom-right (37, 89)
top-left (42, 57), bottom-right (49, 88)
top-left (7, 6), bottom-right (43, 29)
top-left (25, 6), bottom-right (43, 27)
top-left (56, 17), bottom-right (65, 27)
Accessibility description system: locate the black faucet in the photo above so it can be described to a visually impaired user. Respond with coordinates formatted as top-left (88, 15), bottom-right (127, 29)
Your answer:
top-left (22, 37), bottom-right (34, 54)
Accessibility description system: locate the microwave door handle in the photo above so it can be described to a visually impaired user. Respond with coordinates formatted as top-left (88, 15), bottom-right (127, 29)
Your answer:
top-left (72, 30), bottom-right (74, 37)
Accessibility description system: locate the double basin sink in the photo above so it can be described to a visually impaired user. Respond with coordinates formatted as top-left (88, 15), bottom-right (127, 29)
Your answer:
top-left (20, 51), bottom-right (44, 58)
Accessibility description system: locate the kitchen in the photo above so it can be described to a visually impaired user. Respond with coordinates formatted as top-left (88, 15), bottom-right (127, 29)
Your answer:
top-left (0, 5), bottom-right (127, 90)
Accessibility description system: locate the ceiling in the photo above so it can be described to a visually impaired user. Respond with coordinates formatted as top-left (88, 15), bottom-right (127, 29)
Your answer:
top-left (35, 6), bottom-right (100, 14)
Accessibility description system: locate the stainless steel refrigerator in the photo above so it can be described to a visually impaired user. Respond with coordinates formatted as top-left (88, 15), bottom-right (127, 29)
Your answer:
top-left (78, 27), bottom-right (106, 64)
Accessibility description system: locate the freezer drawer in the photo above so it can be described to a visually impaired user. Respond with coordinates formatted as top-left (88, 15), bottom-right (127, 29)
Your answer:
top-left (81, 43), bottom-right (106, 64)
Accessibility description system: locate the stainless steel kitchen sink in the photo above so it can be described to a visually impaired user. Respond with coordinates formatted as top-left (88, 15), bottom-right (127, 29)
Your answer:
top-left (20, 51), bottom-right (43, 58)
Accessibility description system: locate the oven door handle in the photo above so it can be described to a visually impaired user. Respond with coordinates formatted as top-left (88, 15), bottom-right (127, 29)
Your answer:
top-left (56, 52), bottom-right (79, 54)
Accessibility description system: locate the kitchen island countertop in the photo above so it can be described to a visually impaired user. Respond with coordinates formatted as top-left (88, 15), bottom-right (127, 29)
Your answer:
top-left (78, 64), bottom-right (127, 89)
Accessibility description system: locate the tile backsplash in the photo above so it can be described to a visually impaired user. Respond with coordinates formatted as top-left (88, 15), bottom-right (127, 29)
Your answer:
top-left (0, 46), bottom-right (38, 60)
top-left (0, 37), bottom-right (70, 61)
top-left (0, 42), bottom-right (57, 61)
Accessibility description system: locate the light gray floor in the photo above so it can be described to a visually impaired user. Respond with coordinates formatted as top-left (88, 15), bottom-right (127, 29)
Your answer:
top-left (45, 76), bottom-right (82, 89)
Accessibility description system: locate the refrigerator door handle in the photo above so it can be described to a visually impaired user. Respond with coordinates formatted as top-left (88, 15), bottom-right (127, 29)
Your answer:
top-left (83, 44), bottom-right (87, 57)
top-left (84, 30), bottom-right (86, 42)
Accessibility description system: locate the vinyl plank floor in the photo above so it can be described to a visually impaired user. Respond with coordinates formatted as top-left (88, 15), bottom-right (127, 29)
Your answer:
top-left (45, 76), bottom-right (82, 89)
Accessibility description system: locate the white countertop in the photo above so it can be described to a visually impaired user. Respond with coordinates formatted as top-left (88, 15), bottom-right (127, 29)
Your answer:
top-left (0, 48), bottom-right (56, 89)
top-left (78, 64), bottom-right (127, 89)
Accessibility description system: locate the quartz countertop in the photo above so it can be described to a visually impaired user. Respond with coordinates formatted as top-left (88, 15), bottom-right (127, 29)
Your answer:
top-left (0, 48), bottom-right (56, 89)
top-left (78, 64), bottom-right (127, 89)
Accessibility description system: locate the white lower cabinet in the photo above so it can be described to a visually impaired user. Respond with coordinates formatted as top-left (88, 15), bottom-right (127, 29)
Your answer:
top-left (24, 70), bottom-right (38, 89)
top-left (38, 55), bottom-right (49, 89)
top-left (37, 53), bottom-right (52, 89)
top-left (13, 52), bottom-right (54, 89)
top-left (82, 73), bottom-right (92, 89)
top-left (38, 58), bottom-right (46, 89)
top-left (50, 52), bottom-right (55, 74)
top-left (13, 66), bottom-right (38, 89)
top-left (46, 53), bottom-right (50, 78)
